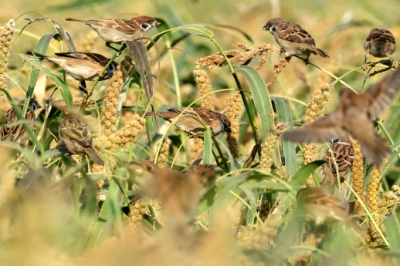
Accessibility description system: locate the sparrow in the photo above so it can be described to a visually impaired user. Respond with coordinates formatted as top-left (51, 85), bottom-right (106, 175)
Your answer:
top-left (363, 28), bottom-right (396, 70)
top-left (26, 52), bottom-right (118, 81)
top-left (262, 18), bottom-right (329, 64)
top-left (1, 98), bottom-right (41, 145)
top-left (284, 66), bottom-right (400, 168)
top-left (326, 136), bottom-right (354, 178)
top-left (65, 16), bottom-right (161, 51)
top-left (58, 113), bottom-right (104, 165)
top-left (152, 107), bottom-right (231, 137)
top-left (297, 187), bottom-right (361, 230)
top-left (321, 136), bottom-right (354, 186)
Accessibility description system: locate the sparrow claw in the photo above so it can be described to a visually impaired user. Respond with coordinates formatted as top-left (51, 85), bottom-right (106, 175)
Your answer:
top-left (362, 63), bottom-right (368, 71)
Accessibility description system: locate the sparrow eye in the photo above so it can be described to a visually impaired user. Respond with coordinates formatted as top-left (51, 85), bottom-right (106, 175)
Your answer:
top-left (269, 25), bottom-right (276, 32)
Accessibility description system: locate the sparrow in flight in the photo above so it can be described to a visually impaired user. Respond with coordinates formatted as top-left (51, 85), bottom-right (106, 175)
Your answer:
top-left (284, 67), bottom-right (400, 168)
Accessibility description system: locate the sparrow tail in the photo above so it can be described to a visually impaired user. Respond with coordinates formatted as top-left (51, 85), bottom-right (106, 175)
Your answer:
top-left (316, 48), bottom-right (329, 58)
top-left (65, 18), bottom-right (87, 23)
top-left (84, 147), bottom-right (104, 165)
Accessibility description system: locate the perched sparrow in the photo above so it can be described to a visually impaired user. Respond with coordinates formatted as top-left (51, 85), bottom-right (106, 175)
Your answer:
top-left (65, 16), bottom-right (160, 51)
top-left (284, 67), bottom-right (400, 168)
top-left (58, 113), bottom-right (103, 165)
top-left (297, 187), bottom-right (360, 230)
top-left (363, 28), bottom-right (396, 70)
top-left (153, 107), bottom-right (231, 137)
top-left (1, 98), bottom-right (41, 145)
top-left (262, 18), bottom-right (329, 64)
top-left (321, 136), bottom-right (354, 186)
top-left (27, 52), bottom-right (118, 81)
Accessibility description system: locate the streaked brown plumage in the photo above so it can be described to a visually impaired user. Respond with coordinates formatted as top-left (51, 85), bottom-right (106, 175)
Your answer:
top-left (27, 52), bottom-right (118, 81)
top-left (363, 28), bottom-right (396, 70)
top-left (284, 67), bottom-right (400, 168)
top-left (58, 113), bottom-right (103, 165)
top-left (154, 107), bottom-right (231, 137)
top-left (65, 16), bottom-right (160, 51)
top-left (326, 136), bottom-right (354, 178)
top-left (1, 98), bottom-right (41, 145)
top-left (262, 18), bottom-right (329, 64)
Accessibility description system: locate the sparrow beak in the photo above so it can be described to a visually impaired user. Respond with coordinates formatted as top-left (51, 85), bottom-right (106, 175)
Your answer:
top-left (153, 20), bottom-right (161, 27)
top-left (262, 24), bottom-right (268, 31)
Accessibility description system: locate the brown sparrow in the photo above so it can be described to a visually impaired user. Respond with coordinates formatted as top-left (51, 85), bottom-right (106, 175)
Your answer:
top-left (58, 113), bottom-right (103, 165)
top-left (27, 52), bottom-right (118, 81)
top-left (1, 98), bottom-right (41, 145)
top-left (65, 16), bottom-right (160, 51)
top-left (321, 136), bottom-right (354, 186)
top-left (325, 136), bottom-right (354, 178)
top-left (284, 66), bottom-right (400, 168)
top-left (262, 18), bottom-right (329, 64)
top-left (363, 28), bottom-right (396, 70)
top-left (297, 187), bottom-right (360, 229)
top-left (153, 107), bottom-right (231, 137)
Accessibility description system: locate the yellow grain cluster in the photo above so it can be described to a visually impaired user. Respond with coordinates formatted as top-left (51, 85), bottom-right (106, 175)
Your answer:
top-left (260, 124), bottom-right (287, 174)
top-left (226, 92), bottom-right (242, 158)
top-left (195, 42), bottom-right (280, 69)
top-left (0, 19), bottom-right (15, 93)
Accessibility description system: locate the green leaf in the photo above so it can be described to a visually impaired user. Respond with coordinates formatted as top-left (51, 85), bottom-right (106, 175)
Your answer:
top-left (236, 66), bottom-right (274, 142)
top-left (175, 24), bottom-right (214, 38)
top-left (21, 53), bottom-right (73, 107)
top-left (384, 215), bottom-right (400, 264)
top-left (25, 34), bottom-right (54, 104)
top-left (263, 160), bottom-right (325, 230)
top-left (203, 128), bottom-right (213, 164)
top-left (273, 98), bottom-right (296, 178)
top-left (288, 160), bottom-right (326, 189)
top-left (87, 178), bottom-right (122, 248)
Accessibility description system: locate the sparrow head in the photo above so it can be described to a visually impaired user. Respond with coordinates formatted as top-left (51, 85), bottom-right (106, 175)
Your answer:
top-left (369, 28), bottom-right (392, 36)
top-left (102, 60), bottom-right (119, 80)
top-left (219, 113), bottom-right (231, 134)
top-left (262, 18), bottom-right (287, 33)
top-left (135, 16), bottom-right (161, 32)
top-left (28, 98), bottom-right (41, 111)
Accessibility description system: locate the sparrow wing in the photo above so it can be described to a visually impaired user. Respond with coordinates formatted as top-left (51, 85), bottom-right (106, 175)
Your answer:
top-left (278, 22), bottom-right (316, 46)
top-left (346, 107), bottom-right (391, 168)
top-left (54, 52), bottom-right (108, 65)
top-left (109, 19), bottom-right (141, 35)
top-left (283, 114), bottom-right (345, 143)
top-left (364, 67), bottom-right (400, 118)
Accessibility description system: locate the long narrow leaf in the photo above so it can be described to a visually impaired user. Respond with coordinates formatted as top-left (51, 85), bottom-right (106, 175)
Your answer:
top-left (87, 178), bottom-right (122, 248)
top-left (203, 128), bottom-right (213, 164)
top-left (273, 98), bottom-right (296, 178)
top-left (126, 41), bottom-right (154, 102)
top-left (21, 53), bottom-right (73, 107)
top-left (236, 66), bottom-right (274, 141)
